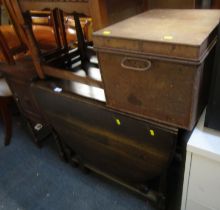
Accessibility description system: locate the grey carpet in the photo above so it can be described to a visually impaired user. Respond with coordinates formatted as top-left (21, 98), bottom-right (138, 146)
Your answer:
top-left (0, 118), bottom-right (156, 210)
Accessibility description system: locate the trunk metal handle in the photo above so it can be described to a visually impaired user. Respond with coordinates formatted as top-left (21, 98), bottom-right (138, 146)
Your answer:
top-left (121, 57), bottom-right (152, 71)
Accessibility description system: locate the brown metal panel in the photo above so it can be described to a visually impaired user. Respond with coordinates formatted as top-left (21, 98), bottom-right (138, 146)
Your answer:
top-left (94, 10), bottom-right (220, 61)
top-left (94, 10), bottom-right (218, 129)
top-left (97, 51), bottom-right (213, 130)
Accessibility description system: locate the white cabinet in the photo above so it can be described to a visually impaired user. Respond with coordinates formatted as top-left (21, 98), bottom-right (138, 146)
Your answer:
top-left (181, 111), bottom-right (220, 210)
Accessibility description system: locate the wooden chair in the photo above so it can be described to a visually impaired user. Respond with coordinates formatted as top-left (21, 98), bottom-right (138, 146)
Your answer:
top-left (0, 2), bottom-right (71, 146)
top-left (0, 24), bottom-right (26, 146)
top-left (0, 0), bottom-right (23, 145)
top-left (0, 23), bottom-right (55, 146)
top-left (0, 26), bottom-right (17, 145)
top-left (0, 24), bottom-right (55, 146)
top-left (3, 0), bottom-right (147, 87)
top-left (4, 0), bottom-right (100, 87)
top-left (0, 7), bottom-right (53, 146)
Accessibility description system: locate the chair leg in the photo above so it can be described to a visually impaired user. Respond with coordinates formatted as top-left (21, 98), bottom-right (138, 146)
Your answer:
top-left (0, 101), bottom-right (12, 146)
